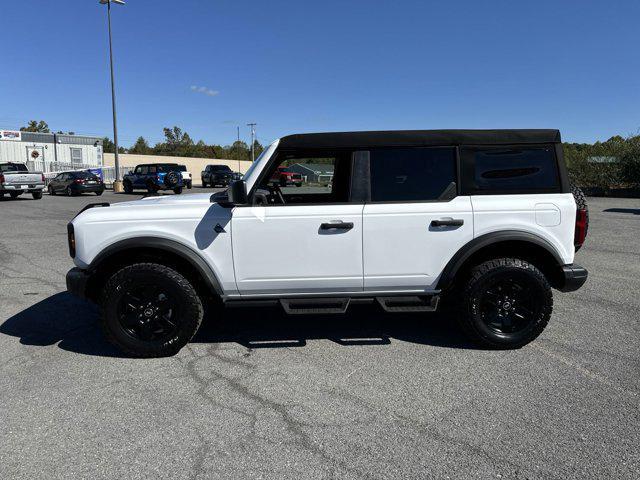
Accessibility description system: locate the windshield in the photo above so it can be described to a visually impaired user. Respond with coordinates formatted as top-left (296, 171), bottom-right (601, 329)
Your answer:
top-left (0, 163), bottom-right (28, 172)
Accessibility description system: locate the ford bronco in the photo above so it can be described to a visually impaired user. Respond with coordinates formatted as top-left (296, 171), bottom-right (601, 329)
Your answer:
top-left (66, 130), bottom-right (588, 357)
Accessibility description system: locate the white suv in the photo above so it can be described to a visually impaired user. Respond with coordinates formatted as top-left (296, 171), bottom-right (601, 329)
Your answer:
top-left (66, 130), bottom-right (589, 357)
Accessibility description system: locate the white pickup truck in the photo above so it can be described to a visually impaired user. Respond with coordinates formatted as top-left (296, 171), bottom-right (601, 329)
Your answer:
top-left (0, 163), bottom-right (46, 200)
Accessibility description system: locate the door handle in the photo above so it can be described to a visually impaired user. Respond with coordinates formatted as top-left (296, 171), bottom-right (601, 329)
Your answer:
top-left (320, 222), bottom-right (354, 230)
top-left (430, 218), bottom-right (464, 227)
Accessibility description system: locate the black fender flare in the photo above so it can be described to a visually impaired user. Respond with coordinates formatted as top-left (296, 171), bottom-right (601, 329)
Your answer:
top-left (437, 231), bottom-right (565, 290)
top-left (89, 237), bottom-right (223, 296)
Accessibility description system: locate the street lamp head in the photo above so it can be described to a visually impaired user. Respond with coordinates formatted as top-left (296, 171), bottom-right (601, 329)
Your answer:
top-left (99, 0), bottom-right (125, 5)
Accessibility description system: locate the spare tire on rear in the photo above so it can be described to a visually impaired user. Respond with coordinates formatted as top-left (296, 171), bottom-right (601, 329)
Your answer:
top-left (570, 181), bottom-right (589, 251)
top-left (164, 171), bottom-right (179, 188)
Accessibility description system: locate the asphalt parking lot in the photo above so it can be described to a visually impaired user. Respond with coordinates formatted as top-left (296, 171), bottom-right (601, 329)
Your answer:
top-left (1, 189), bottom-right (638, 479)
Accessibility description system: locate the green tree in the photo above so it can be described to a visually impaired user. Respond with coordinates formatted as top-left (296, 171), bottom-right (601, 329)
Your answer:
top-left (129, 136), bottom-right (152, 155)
top-left (20, 120), bottom-right (50, 133)
top-left (102, 137), bottom-right (125, 154)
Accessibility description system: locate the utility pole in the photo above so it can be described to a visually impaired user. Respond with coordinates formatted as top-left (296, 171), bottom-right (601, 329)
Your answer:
top-left (247, 123), bottom-right (257, 162)
top-left (236, 126), bottom-right (240, 143)
top-left (99, 0), bottom-right (125, 191)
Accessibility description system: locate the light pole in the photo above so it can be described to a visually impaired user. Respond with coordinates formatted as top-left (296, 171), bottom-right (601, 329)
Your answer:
top-left (247, 123), bottom-right (257, 162)
top-left (99, 0), bottom-right (125, 191)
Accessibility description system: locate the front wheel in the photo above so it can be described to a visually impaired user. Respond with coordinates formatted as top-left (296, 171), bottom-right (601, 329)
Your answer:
top-left (101, 263), bottom-right (204, 357)
top-left (123, 180), bottom-right (133, 194)
top-left (48, 185), bottom-right (56, 196)
top-left (456, 258), bottom-right (552, 349)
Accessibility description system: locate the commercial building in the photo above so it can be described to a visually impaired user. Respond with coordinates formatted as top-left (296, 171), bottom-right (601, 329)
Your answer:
top-left (0, 129), bottom-right (103, 167)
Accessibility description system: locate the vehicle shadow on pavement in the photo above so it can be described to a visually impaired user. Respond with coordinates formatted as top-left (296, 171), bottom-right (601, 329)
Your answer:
top-left (603, 208), bottom-right (640, 215)
top-left (1, 294), bottom-right (474, 358)
top-left (194, 305), bottom-right (474, 350)
top-left (0, 292), bottom-right (122, 358)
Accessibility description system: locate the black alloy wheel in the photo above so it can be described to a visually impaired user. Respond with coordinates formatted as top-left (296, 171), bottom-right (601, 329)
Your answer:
top-left (457, 257), bottom-right (553, 349)
top-left (101, 263), bottom-right (204, 357)
top-left (117, 284), bottom-right (180, 342)
top-left (476, 274), bottom-right (539, 336)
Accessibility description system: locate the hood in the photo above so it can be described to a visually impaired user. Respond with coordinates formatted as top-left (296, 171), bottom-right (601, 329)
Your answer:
top-left (113, 192), bottom-right (214, 208)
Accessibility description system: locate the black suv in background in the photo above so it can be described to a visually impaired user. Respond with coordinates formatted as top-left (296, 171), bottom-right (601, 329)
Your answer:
top-left (48, 171), bottom-right (105, 196)
top-left (201, 164), bottom-right (235, 187)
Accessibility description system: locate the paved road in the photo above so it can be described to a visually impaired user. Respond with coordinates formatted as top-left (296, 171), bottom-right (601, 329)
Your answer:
top-left (1, 190), bottom-right (638, 479)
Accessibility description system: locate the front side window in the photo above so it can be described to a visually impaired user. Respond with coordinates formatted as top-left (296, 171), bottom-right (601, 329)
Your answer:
top-left (463, 145), bottom-right (560, 193)
top-left (370, 147), bottom-right (457, 202)
top-left (253, 151), bottom-right (350, 205)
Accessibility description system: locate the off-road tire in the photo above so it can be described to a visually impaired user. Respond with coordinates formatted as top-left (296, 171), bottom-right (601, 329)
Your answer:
top-left (10, 191), bottom-right (21, 199)
top-left (101, 263), bottom-right (204, 358)
top-left (456, 258), bottom-right (553, 349)
top-left (173, 187), bottom-right (183, 194)
top-left (32, 191), bottom-right (43, 200)
top-left (570, 182), bottom-right (589, 251)
top-left (187, 181), bottom-right (192, 189)
top-left (123, 180), bottom-right (133, 194)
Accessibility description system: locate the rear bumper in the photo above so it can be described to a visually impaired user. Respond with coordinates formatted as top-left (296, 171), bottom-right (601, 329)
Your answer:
top-left (72, 184), bottom-right (105, 193)
top-left (66, 267), bottom-right (90, 299)
top-left (558, 264), bottom-right (588, 292)
top-left (1, 184), bottom-right (45, 191)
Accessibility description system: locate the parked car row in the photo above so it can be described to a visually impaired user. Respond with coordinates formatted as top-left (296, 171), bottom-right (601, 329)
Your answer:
top-left (1, 161), bottom-right (243, 201)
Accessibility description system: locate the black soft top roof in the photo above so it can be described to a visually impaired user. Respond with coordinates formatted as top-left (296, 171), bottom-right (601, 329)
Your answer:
top-left (279, 129), bottom-right (561, 149)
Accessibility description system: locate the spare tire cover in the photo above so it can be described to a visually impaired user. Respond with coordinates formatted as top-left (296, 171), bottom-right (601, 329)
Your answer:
top-left (164, 171), bottom-right (179, 187)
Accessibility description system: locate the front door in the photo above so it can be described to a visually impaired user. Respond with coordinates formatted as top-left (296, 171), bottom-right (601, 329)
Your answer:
top-left (231, 150), bottom-right (364, 295)
top-left (362, 146), bottom-right (474, 292)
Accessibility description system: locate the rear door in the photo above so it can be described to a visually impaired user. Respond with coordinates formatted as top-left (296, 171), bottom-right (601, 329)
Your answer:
top-left (231, 150), bottom-right (364, 295)
top-left (362, 147), bottom-right (474, 292)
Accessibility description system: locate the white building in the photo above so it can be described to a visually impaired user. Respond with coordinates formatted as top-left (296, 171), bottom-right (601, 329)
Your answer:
top-left (0, 129), bottom-right (103, 169)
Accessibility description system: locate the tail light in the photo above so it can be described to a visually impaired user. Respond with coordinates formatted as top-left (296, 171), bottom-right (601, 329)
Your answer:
top-left (0, 173), bottom-right (4, 183)
top-left (41, 173), bottom-right (46, 182)
top-left (74, 178), bottom-right (85, 184)
top-left (574, 209), bottom-right (587, 248)
top-left (67, 223), bottom-right (76, 258)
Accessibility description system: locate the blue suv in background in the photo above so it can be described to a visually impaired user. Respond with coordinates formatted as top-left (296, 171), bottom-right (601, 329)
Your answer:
top-left (122, 163), bottom-right (185, 194)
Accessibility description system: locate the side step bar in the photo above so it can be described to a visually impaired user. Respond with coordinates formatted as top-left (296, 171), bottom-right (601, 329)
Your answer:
top-left (376, 295), bottom-right (439, 313)
top-left (280, 298), bottom-right (350, 315)
top-left (226, 294), bottom-right (441, 315)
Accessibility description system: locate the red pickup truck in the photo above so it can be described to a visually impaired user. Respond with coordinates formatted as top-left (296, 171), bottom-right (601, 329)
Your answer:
top-left (270, 167), bottom-right (303, 187)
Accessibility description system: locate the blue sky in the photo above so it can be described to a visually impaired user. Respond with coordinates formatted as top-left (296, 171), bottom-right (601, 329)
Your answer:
top-left (1, 0), bottom-right (639, 146)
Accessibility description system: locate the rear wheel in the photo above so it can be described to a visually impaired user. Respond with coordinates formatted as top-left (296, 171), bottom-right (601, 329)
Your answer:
top-left (123, 180), bottom-right (133, 194)
top-left (32, 191), bottom-right (43, 200)
top-left (66, 186), bottom-right (74, 196)
top-left (173, 186), bottom-right (183, 194)
top-left (10, 191), bottom-right (21, 199)
top-left (95, 191), bottom-right (103, 196)
top-left (101, 263), bottom-right (204, 357)
top-left (456, 258), bottom-right (552, 349)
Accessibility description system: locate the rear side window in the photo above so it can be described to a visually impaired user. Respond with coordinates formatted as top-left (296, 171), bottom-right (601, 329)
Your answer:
top-left (369, 147), bottom-right (457, 202)
top-left (462, 145), bottom-right (560, 194)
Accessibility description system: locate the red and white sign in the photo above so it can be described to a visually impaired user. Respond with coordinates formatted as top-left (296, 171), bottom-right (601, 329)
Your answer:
top-left (0, 130), bottom-right (21, 141)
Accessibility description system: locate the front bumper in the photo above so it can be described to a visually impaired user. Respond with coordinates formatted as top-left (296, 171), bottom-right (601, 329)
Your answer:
top-left (558, 264), bottom-right (588, 292)
top-left (66, 267), bottom-right (90, 299)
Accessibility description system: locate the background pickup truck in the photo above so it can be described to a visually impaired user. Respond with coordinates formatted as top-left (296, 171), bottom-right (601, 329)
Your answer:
top-left (201, 164), bottom-right (236, 187)
top-left (271, 166), bottom-right (303, 187)
top-left (0, 162), bottom-right (45, 200)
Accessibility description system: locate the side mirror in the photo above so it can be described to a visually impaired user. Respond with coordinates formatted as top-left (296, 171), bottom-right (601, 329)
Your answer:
top-left (228, 180), bottom-right (248, 205)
